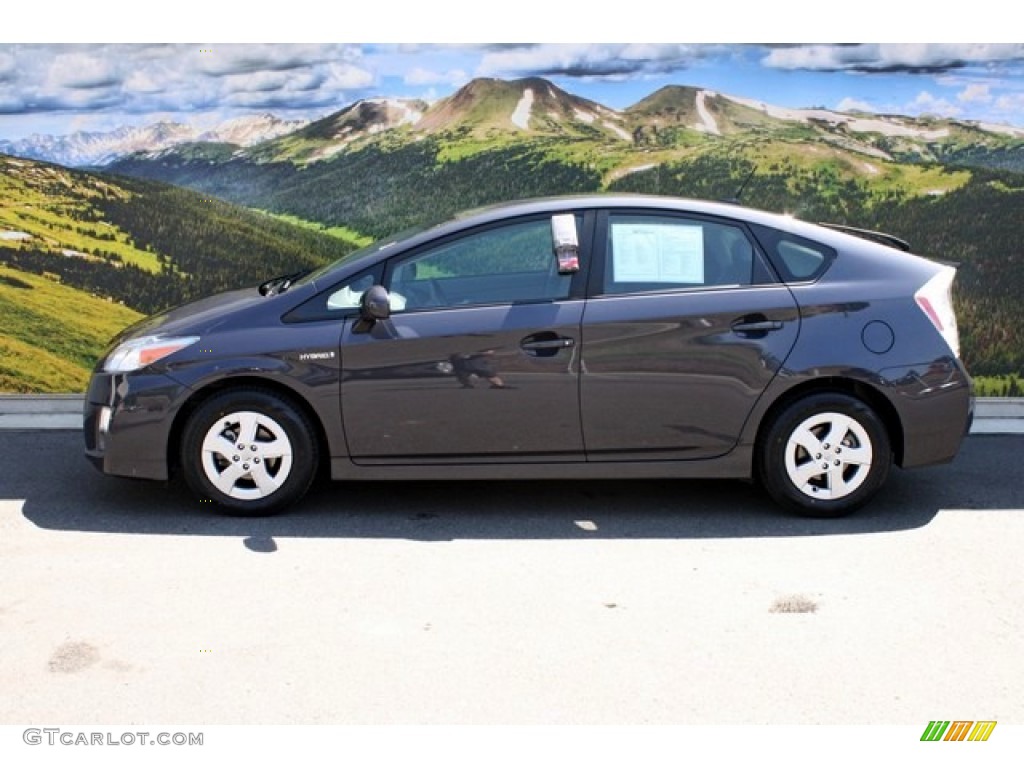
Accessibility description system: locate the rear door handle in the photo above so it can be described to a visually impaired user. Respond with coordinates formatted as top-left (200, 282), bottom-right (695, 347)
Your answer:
top-left (731, 320), bottom-right (783, 333)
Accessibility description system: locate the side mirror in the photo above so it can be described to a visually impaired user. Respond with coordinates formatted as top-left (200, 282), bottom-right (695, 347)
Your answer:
top-left (360, 285), bottom-right (391, 321)
top-left (551, 213), bottom-right (580, 274)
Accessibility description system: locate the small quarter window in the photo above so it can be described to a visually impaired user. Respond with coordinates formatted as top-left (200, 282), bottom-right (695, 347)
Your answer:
top-left (326, 273), bottom-right (375, 310)
top-left (283, 266), bottom-right (384, 323)
top-left (749, 223), bottom-right (836, 283)
top-left (777, 240), bottom-right (828, 280)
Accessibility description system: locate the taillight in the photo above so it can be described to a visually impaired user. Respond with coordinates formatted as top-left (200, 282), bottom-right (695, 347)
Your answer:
top-left (914, 266), bottom-right (960, 358)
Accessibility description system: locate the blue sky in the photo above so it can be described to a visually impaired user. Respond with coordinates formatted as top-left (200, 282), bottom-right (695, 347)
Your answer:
top-left (2, 35), bottom-right (1024, 141)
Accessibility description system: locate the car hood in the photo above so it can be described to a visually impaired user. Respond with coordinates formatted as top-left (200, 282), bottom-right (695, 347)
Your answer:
top-left (112, 286), bottom-right (278, 343)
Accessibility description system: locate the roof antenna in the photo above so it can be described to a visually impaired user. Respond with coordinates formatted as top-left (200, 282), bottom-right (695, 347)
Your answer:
top-left (723, 165), bottom-right (756, 205)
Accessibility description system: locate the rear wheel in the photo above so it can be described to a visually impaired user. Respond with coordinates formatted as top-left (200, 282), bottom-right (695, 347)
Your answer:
top-left (758, 393), bottom-right (891, 517)
top-left (181, 389), bottom-right (318, 516)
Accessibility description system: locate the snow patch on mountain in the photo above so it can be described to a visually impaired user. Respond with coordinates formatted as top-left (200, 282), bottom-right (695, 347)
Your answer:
top-left (605, 121), bottom-right (632, 142)
top-left (607, 163), bottom-right (656, 182)
top-left (726, 94), bottom-right (951, 139)
top-left (694, 90), bottom-right (721, 135)
top-left (366, 99), bottom-right (423, 127)
top-left (198, 114), bottom-right (308, 146)
top-left (309, 144), bottom-right (348, 162)
top-left (976, 121), bottom-right (1024, 138)
top-left (511, 88), bottom-right (534, 130)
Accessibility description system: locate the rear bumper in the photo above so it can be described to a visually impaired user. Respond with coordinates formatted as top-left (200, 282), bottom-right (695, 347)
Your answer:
top-left (83, 371), bottom-right (188, 481)
top-left (881, 357), bottom-right (973, 468)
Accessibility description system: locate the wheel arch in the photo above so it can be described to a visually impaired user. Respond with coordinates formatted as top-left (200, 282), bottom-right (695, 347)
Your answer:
top-left (167, 376), bottom-right (331, 479)
top-left (753, 377), bottom-right (905, 476)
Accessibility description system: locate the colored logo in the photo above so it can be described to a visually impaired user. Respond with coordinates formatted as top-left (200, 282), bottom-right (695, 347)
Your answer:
top-left (921, 721), bottom-right (997, 742)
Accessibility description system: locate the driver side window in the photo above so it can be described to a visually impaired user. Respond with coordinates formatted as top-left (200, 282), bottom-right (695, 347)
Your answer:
top-left (388, 217), bottom-right (574, 311)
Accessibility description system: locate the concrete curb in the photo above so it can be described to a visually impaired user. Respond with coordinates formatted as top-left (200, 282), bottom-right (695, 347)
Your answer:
top-left (2, 395), bottom-right (1022, 434)
top-left (970, 397), bottom-right (1024, 434)
top-left (0, 395), bottom-right (83, 430)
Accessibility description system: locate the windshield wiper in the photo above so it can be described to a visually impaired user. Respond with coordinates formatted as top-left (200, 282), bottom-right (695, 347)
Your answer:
top-left (258, 269), bottom-right (310, 296)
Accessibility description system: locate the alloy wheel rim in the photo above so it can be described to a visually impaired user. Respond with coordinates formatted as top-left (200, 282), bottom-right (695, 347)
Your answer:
top-left (200, 411), bottom-right (294, 500)
top-left (784, 412), bottom-right (873, 500)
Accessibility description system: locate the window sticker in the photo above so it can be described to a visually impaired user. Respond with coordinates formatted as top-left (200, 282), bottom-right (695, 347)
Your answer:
top-left (611, 221), bottom-right (704, 284)
top-left (551, 213), bottom-right (578, 250)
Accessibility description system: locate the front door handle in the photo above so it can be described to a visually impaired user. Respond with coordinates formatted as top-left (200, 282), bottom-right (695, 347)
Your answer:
top-left (521, 337), bottom-right (575, 350)
top-left (521, 334), bottom-right (576, 357)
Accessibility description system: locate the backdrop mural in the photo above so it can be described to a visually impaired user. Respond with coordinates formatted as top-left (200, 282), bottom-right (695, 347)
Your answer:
top-left (1, 43), bottom-right (1022, 394)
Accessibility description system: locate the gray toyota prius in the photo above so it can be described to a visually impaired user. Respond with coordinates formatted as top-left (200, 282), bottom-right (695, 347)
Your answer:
top-left (84, 195), bottom-right (973, 517)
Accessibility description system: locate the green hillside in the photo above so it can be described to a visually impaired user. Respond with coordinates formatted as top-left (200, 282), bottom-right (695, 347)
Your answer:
top-left (1, 154), bottom-right (363, 316)
top-left (0, 264), bottom-right (141, 392)
top-left (0, 154), bottom-right (368, 392)
top-left (0, 155), bottom-right (162, 273)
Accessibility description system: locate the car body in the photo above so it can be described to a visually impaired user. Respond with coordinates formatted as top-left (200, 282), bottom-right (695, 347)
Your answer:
top-left (84, 195), bottom-right (973, 517)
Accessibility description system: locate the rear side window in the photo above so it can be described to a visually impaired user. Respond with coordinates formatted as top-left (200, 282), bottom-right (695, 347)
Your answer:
top-left (603, 214), bottom-right (756, 295)
top-left (750, 224), bottom-right (836, 282)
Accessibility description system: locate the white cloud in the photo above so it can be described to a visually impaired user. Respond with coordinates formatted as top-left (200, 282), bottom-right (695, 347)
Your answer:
top-left (958, 83), bottom-right (992, 104)
top-left (47, 52), bottom-right (121, 89)
top-left (0, 52), bottom-right (15, 82)
top-left (404, 66), bottom-right (468, 86)
top-left (994, 93), bottom-right (1024, 113)
top-left (763, 43), bottom-right (1024, 73)
top-left (478, 43), bottom-right (713, 79)
top-left (908, 91), bottom-right (960, 117)
top-left (322, 61), bottom-right (375, 90)
top-left (194, 44), bottom-right (346, 77)
top-left (124, 70), bottom-right (166, 95)
top-left (0, 43), bottom-right (377, 120)
top-left (836, 97), bottom-right (875, 114)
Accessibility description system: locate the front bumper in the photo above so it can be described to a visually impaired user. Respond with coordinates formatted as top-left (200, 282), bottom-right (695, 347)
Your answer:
top-left (83, 371), bottom-right (189, 481)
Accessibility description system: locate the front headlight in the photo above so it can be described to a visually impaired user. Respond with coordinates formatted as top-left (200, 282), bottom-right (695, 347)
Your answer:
top-left (103, 335), bottom-right (200, 373)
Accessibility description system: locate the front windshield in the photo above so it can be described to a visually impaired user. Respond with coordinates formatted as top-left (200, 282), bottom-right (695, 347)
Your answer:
top-left (293, 223), bottom-right (436, 287)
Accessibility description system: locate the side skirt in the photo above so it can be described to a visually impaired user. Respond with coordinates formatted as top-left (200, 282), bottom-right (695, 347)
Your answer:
top-left (330, 447), bottom-right (753, 482)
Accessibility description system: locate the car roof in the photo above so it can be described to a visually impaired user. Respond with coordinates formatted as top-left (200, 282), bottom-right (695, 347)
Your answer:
top-left (425, 194), bottom-right (856, 248)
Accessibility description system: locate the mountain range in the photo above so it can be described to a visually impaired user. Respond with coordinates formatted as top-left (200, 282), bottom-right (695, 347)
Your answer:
top-left (6, 77), bottom-right (1024, 172)
top-left (0, 113), bottom-right (308, 168)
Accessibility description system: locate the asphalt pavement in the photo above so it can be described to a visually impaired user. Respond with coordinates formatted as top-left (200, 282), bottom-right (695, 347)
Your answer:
top-left (0, 430), bottom-right (1022, 725)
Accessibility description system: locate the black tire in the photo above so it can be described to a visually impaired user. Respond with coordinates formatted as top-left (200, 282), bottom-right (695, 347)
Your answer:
top-left (180, 388), bottom-right (319, 516)
top-left (757, 392), bottom-right (891, 518)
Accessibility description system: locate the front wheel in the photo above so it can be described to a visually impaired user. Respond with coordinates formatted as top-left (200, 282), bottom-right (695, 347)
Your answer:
top-left (758, 393), bottom-right (891, 518)
top-left (180, 389), bottom-right (319, 515)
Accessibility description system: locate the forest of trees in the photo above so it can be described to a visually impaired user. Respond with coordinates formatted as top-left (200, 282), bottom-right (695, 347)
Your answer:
top-left (97, 176), bottom-right (359, 294)
top-left (111, 138), bottom-right (603, 238)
